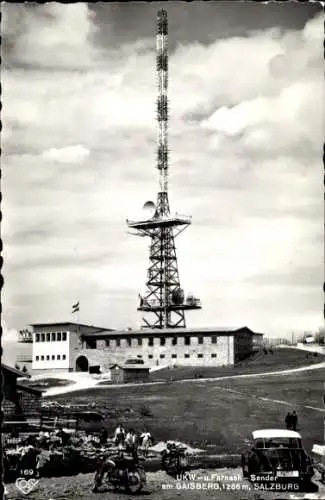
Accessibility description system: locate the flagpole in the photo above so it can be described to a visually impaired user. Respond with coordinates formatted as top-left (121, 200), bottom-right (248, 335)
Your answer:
top-left (77, 300), bottom-right (80, 336)
top-left (71, 301), bottom-right (80, 330)
top-left (77, 299), bottom-right (80, 325)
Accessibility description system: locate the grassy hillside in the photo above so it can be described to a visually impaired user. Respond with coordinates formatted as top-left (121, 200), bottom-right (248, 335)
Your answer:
top-left (148, 347), bottom-right (325, 382)
top-left (52, 367), bottom-right (325, 455)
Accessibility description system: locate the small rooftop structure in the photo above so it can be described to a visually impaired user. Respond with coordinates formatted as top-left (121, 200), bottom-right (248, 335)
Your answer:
top-left (109, 363), bottom-right (150, 384)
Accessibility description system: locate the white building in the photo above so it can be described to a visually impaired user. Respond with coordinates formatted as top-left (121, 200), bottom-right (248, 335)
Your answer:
top-left (30, 322), bottom-right (263, 375)
top-left (31, 322), bottom-right (109, 374)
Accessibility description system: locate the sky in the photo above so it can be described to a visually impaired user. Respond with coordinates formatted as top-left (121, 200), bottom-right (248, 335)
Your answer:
top-left (2, 2), bottom-right (324, 362)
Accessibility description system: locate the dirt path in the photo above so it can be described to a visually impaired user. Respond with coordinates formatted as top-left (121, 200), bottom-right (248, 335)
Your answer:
top-left (44, 361), bottom-right (325, 397)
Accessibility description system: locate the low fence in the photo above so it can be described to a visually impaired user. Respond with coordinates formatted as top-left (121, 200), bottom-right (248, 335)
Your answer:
top-left (41, 416), bottom-right (77, 430)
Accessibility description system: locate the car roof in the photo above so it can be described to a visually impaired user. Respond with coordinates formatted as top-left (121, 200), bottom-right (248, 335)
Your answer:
top-left (252, 429), bottom-right (301, 439)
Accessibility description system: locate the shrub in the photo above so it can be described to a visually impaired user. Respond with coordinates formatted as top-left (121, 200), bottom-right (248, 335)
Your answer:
top-left (139, 405), bottom-right (153, 418)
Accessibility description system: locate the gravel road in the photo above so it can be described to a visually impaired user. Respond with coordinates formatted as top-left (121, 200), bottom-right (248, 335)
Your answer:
top-left (5, 467), bottom-right (325, 500)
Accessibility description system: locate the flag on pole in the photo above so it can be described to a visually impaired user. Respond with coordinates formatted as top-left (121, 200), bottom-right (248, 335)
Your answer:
top-left (72, 302), bottom-right (80, 313)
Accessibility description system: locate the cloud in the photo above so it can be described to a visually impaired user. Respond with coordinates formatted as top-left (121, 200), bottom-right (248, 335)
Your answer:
top-left (2, 5), bottom-right (324, 338)
top-left (41, 145), bottom-right (90, 164)
top-left (2, 4), bottom-right (102, 70)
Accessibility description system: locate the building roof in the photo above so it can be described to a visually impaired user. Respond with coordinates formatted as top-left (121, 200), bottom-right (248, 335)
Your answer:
top-left (82, 326), bottom-right (258, 339)
top-left (109, 363), bottom-right (150, 371)
top-left (17, 383), bottom-right (44, 395)
top-left (1, 363), bottom-right (31, 379)
top-left (30, 321), bottom-right (113, 331)
top-left (252, 429), bottom-right (301, 440)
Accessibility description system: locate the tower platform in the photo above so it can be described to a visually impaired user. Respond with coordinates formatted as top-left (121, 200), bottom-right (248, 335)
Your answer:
top-left (137, 299), bottom-right (201, 312)
top-left (127, 214), bottom-right (191, 231)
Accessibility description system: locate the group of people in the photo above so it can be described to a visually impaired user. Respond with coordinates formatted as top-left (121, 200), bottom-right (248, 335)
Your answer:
top-left (114, 424), bottom-right (153, 457)
top-left (284, 411), bottom-right (298, 431)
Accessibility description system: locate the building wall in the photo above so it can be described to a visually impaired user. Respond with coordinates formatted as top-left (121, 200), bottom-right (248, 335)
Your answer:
top-left (2, 369), bottom-right (41, 419)
top-left (69, 329), bottom-right (85, 371)
top-left (110, 366), bottom-right (125, 384)
top-left (29, 325), bottom-right (256, 374)
top-left (32, 324), bottom-right (106, 373)
top-left (3, 399), bottom-right (17, 418)
top-left (72, 333), bottom-right (235, 372)
top-left (3, 370), bottom-right (18, 401)
top-left (32, 330), bottom-right (70, 371)
top-left (233, 330), bottom-right (253, 361)
top-left (17, 389), bottom-right (42, 416)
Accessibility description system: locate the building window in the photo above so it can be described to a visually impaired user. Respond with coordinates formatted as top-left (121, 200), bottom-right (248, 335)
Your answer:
top-left (197, 354), bottom-right (203, 358)
top-left (52, 355), bottom-right (55, 360)
top-left (57, 355), bottom-right (61, 360)
top-left (185, 337), bottom-right (191, 346)
top-left (62, 354), bottom-right (66, 360)
top-left (41, 355), bottom-right (44, 361)
top-left (116, 339), bottom-right (120, 347)
top-left (184, 354), bottom-right (190, 359)
top-left (211, 353), bottom-right (217, 358)
top-left (57, 332), bottom-right (62, 341)
top-left (172, 337), bottom-right (177, 346)
top-left (198, 336), bottom-right (204, 345)
top-left (211, 336), bottom-right (217, 344)
top-left (36, 356), bottom-right (39, 361)
top-left (148, 337), bottom-right (154, 347)
top-left (137, 355), bottom-right (143, 358)
top-left (160, 337), bottom-right (166, 346)
top-left (46, 355), bottom-right (50, 360)
top-left (148, 354), bottom-right (153, 359)
top-left (105, 339), bottom-right (110, 347)
top-left (41, 334), bottom-right (45, 342)
top-left (35, 334), bottom-right (40, 342)
top-left (46, 333), bottom-right (51, 342)
top-left (160, 354), bottom-right (165, 359)
top-left (51, 332), bottom-right (56, 341)
top-left (171, 354), bottom-right (177, 359)
top-left (137, 338), bottom-right (142, 346)
top-left (127, 338), bottom-right (132, 347)
top-left (62, 332), bottom-right (67, 341)
top-left (86, 339), bottom-right (96, 349)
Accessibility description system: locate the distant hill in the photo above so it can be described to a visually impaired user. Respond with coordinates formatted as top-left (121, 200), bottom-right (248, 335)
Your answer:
top-left (2, 339), bottom-right (32, 368)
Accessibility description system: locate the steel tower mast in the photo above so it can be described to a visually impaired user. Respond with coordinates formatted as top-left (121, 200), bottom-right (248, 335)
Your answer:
top-left (127, 9), bottom-right (201, 329)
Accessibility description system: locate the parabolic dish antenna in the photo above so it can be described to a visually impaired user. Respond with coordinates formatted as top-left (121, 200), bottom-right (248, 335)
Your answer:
top-left (142, 200), bottom-right (156, 218)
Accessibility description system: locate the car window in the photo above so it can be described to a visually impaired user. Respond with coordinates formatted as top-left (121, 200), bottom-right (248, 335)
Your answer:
top-left (262, 438), bottom-right (301, 448)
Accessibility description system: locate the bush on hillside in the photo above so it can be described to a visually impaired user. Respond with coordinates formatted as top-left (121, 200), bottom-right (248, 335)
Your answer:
top-left (140, 405), bottom-right (153, 418)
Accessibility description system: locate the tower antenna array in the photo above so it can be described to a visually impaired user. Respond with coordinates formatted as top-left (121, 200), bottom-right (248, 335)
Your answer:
top-left (126, 9), bottom-right (201, 329)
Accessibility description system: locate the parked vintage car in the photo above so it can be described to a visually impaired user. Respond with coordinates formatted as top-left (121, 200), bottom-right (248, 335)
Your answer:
top-left (241, 429), bottom-right (314, 483)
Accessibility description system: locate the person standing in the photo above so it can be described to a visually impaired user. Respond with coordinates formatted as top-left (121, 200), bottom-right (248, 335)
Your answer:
top-left (114, 423), bottom-right (126, 446)
top-left (285, 412), bottom-right (292, 429)
top-left (100, 428), bottom-right (108, 445)
top-left (291, 411), bottom-right (298, 431)
top-left (125, 428), bottom-right (138, 456)
top-left (140, 428), bottom-right (153, 457)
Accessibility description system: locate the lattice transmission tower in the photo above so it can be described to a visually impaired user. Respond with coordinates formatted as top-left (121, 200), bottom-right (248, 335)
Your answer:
top-left (127, 9), bottom-right (201, 329)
